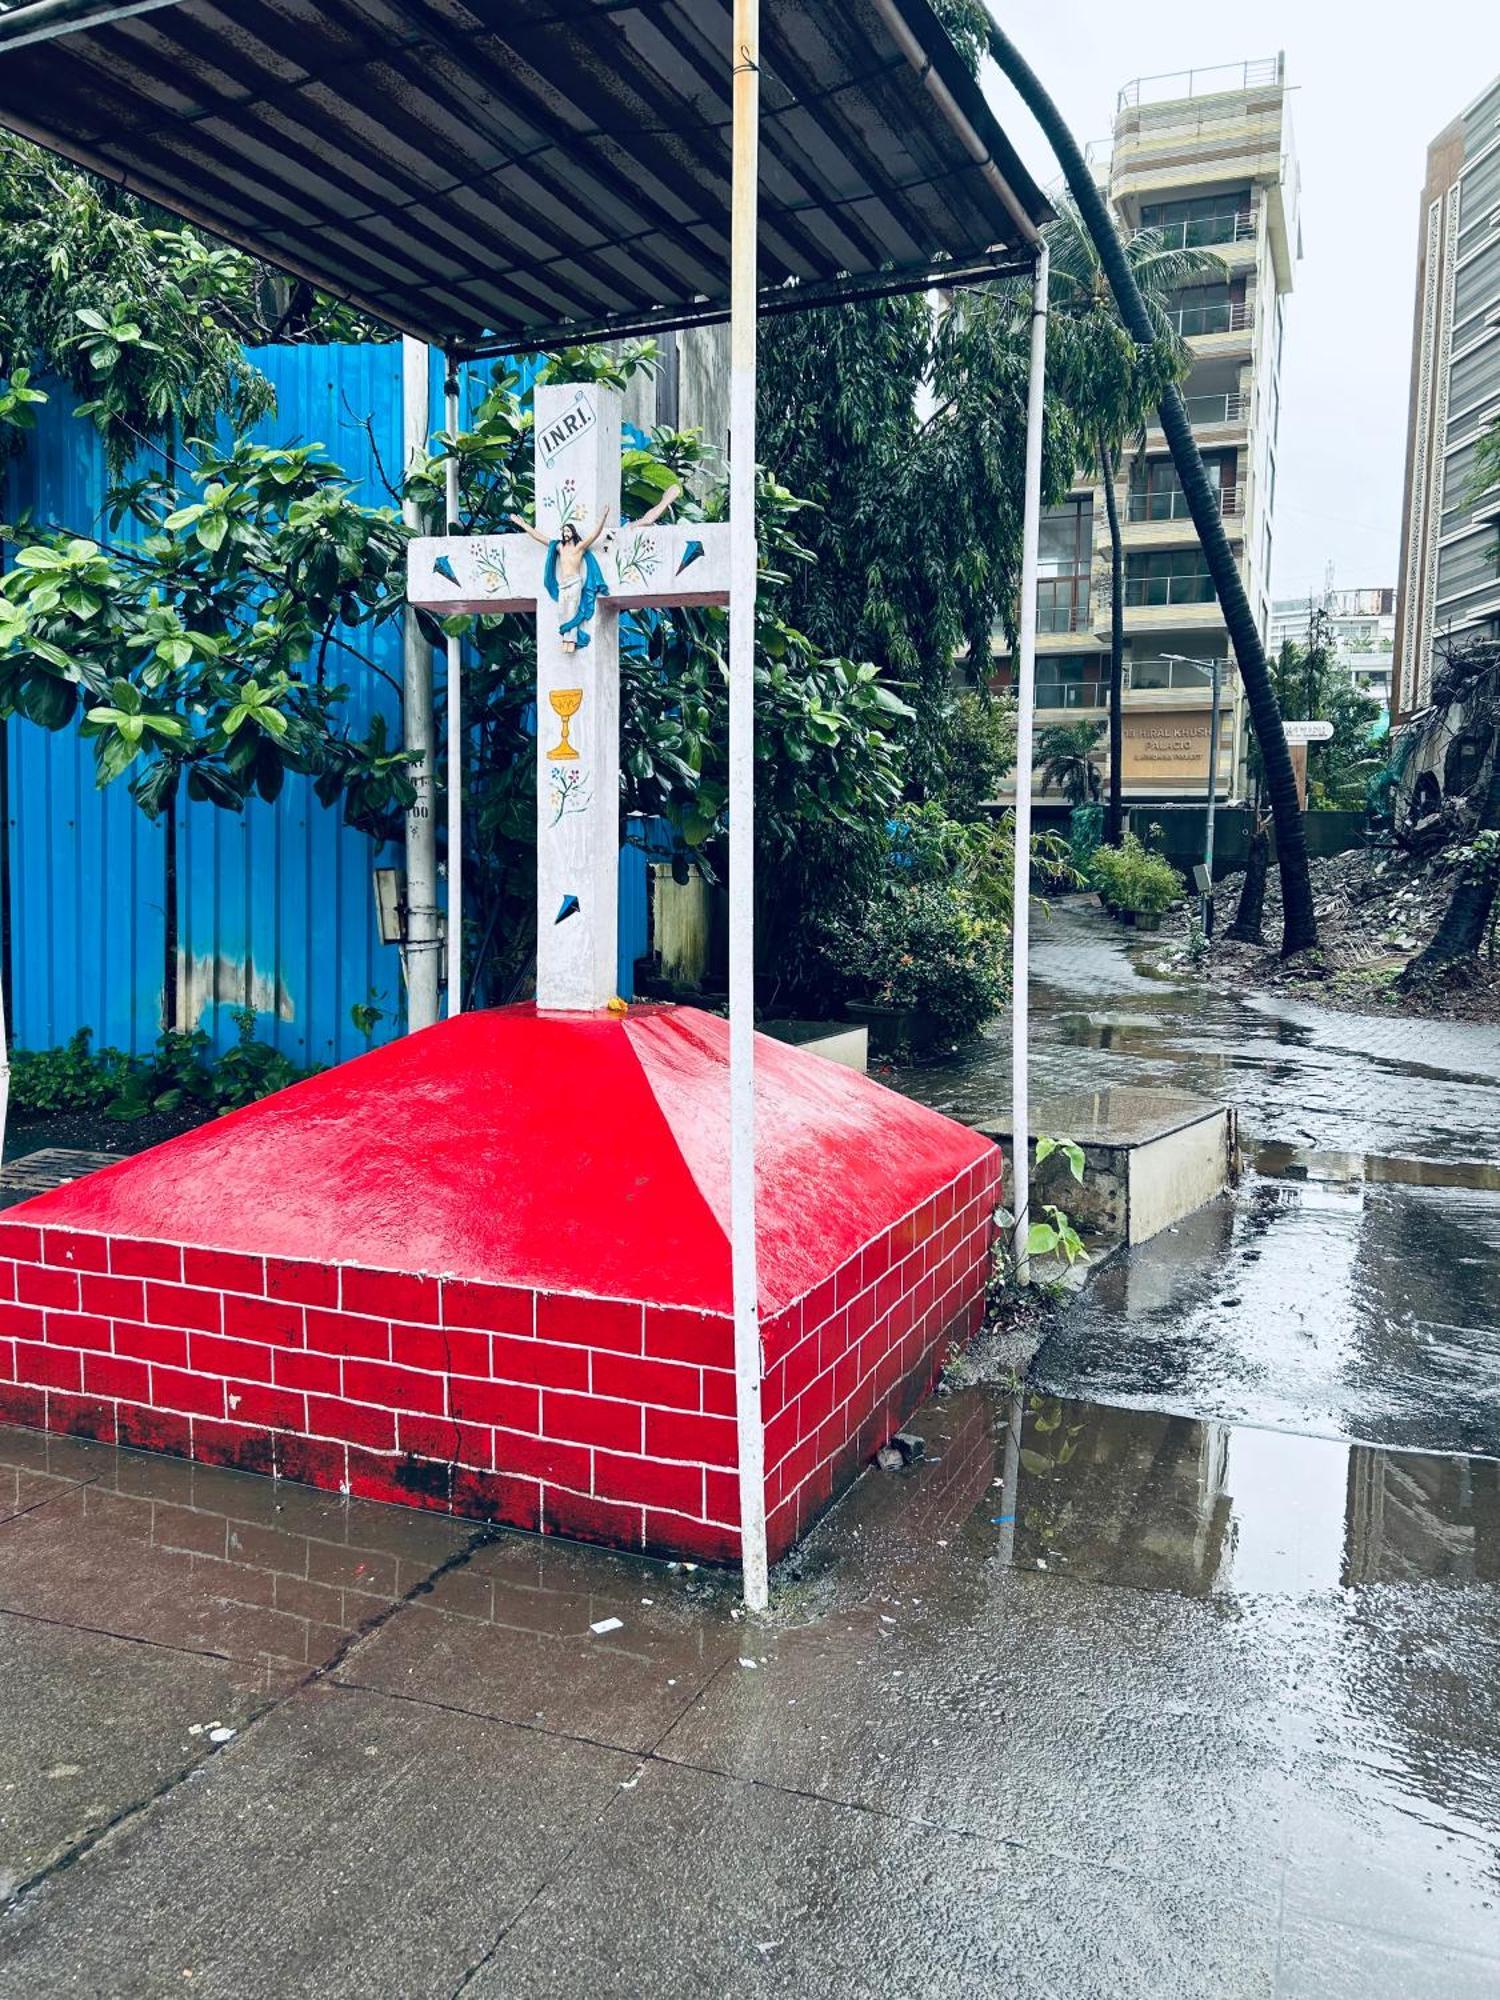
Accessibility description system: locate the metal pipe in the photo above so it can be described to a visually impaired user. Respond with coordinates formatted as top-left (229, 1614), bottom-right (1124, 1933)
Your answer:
top-left (1204, 660), bottom-right (1221, 936)
top-left (729, 0), bottom-right (769, 1615)
top-left (867, 0), bottom-right (1042, 246)
top-left (444, 360), bottom-right (464, 1014)
top-left (400, 336), bottom-right (441, 1034)
top-left (0, 0), bottom-right (185, 53)
top-left (1010, 240), bottom-right (1048, 1288)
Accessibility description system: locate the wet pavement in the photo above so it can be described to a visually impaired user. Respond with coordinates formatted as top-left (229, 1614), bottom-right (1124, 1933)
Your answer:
top-left (4, 901), bottom-right (1499, 1994)
top-left (899, 900), bottom-right (1500, 1453)
top-left (1, 1402), bottom-right (1498, 1996)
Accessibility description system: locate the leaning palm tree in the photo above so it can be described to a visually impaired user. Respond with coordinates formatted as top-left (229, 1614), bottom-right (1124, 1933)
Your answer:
top-left (983, 13), bottom-right (1319, 956)
top-left (1044, 197), bottom-right (1227, 847)
top-left (1037, 719), bottom-right (1105, 806)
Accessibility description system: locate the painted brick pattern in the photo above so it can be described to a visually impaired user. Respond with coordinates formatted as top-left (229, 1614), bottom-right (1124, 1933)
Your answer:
top-left (760, 1150), bottom-right (1001, 1561)
top-left (0, 1144), bottom-right (998, 1567)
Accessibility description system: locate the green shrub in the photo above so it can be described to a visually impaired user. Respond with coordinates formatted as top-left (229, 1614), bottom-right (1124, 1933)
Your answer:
top-left (10, 1012), bottom-right (317, 1123)
top-left (1089, 833), bottom-right (1182, 917)
top-left (817, 878), bottom-right (1007, 1041)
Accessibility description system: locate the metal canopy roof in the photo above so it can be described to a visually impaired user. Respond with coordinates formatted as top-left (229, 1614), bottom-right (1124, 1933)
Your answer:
top-left (0, 0), bottom-right (1050, 355)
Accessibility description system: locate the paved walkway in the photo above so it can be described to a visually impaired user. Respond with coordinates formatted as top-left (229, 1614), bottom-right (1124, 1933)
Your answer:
top-left (3, 903), bottom-right (1499, 1996)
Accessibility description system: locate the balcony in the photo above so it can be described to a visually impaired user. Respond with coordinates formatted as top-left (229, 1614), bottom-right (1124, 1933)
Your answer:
top-left (1127, 485), bottom-right (1242, 523)
top-left (1175, 391), bottom-right (1249, 429)
top-left (1130, 653), bottom-right (1230, 691)
top-left (1146, 212), bottom-right (1255, 253)
top-left (1117, 58), bottom-right (1282, 112)
top-left (1163, 299), bottom-right (1253, 338)
top-left (1124, 575), bottom-right (1217, 610)
top-left (1036, 677), bottom-right (1107, 712)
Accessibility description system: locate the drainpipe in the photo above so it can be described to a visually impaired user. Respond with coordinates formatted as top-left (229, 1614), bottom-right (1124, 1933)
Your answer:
top-left (400, 336), bottom-right (441, 1033)
top-left (729, 0), bottom-right (769, 1614)
top-left (444, 358), bottom-right (464, 1014)
top-left (1010, 240), bottom-right (1049, 1288)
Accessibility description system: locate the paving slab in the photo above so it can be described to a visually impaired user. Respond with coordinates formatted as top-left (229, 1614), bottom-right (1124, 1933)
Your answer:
top-left (338, 1530), bottom-right (741, 1753)
top-left (0, 1436), bottom-right (474, 1671)
top-left (0, 1683), bottom-right (635, 1999)
top-left (471, 1754), bottom-right (1281, 1999)
top-left (0, 1611), bottom-right (286, 1903)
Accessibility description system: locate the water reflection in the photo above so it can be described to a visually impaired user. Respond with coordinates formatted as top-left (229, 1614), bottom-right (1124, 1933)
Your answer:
top-left (995, 1394), bottom-right (1500, 1596)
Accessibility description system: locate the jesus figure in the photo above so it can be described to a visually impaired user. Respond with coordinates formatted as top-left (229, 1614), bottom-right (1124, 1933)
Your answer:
top-left (509, 481), bottom-right (684, 654)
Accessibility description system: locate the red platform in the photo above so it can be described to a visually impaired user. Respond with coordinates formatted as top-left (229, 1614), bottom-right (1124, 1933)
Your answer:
top-left (0, 1006), bottom-right (999, 1563)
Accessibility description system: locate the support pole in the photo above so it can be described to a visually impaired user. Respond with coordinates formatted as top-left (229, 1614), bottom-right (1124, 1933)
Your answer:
top-left (1203, 660), bottom-right (1221, 937)
top-left (444, 360), bottom-right (464, 1013)
top-left (400, 336), bottom-right (441, 1033)
top-left (729, 0), bottom-right (768, 1613)
top-left (1010, 241), bottom-right (1048, 1288)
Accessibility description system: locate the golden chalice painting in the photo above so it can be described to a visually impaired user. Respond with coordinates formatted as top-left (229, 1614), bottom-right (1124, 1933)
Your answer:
top-left (547, 686), bottom-right (583, 760)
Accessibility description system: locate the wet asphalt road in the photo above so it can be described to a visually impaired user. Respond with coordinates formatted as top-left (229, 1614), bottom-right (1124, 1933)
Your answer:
top-left (2, 903), bottom-right (1498, 1995)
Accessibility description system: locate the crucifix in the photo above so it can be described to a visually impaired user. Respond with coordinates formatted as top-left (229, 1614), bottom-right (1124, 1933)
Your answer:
top-left (407, 380), bottom-right (730, 1011)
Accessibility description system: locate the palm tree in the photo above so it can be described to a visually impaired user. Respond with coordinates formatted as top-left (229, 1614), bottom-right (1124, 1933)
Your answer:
top-left (1037, 719), bottom-right (1105, 806)
top-left (982, 14), bottom-right (1319, 956)
top-left (1044, 197), bottom-right (1226, 848)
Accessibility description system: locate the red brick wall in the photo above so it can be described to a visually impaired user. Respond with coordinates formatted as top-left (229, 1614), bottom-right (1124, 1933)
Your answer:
top-left (0, 1219), bottom-right (740, 1563)
top-left (0, 1140), bottom-right (999, 1567)
top-left (760, 1150), bottom-right (1000, 1560)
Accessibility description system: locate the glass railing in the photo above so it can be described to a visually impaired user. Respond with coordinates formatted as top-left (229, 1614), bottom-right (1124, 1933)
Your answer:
top-left (1178, 392), bottom-right (1248, 427)
top-left (1036, 680), bottom-right (1108, 710)
top-left (1164, 300), bottom-right (1253, 337)
top-left (1037, 598), bottom-right (1090, 633)
top-left (1144, 213), bottom-right (1255, 251)
top-left (1130, 654), bottom-right (1229, 689)
top-left (1124, 574), bottom-right (1217, 608)
top-left (1127, 484), bottom-right (1241, 521)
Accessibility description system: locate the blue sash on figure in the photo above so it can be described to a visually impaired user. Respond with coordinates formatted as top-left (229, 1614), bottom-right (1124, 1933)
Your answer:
top-left (543, 541), bottom-right (609, 649)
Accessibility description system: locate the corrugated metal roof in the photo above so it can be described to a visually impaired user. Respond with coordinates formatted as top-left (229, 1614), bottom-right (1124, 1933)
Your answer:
top-left (0, 0), bottom-right (1049, 353)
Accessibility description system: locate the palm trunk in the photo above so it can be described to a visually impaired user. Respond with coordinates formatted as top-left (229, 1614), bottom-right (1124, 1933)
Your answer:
top-left (984, 18), bottom-right (1317, 956)
top-left (1098, 435), bottom-right (1125, 845)
top-left (1226, 821), bottom-right (1269, 943)
top-left (1399, 752), bottom-right (1500, 984)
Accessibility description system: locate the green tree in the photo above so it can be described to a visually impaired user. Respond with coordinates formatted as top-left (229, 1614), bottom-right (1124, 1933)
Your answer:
top-left (983, 16), bottom-right (1319, 956)
top-left (0, 439), bottom-right (409, 1023)
top-left (1259, 613), bottom-right (1382, 809)
top-left (0, 132), bottom-right (383, 476)
top-left (1044, 195), bottom-right (1226, 844)
top-left (1036, 718), bottom-right (1105, 805)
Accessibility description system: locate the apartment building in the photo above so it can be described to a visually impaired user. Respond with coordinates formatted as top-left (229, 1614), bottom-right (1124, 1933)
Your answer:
top-left (1393, 73), bottom-right (1500, 723)
top-left (1001, 56), bottom-right (1300, 806)
top-left (1269, 586), bottom-right (1396, 713)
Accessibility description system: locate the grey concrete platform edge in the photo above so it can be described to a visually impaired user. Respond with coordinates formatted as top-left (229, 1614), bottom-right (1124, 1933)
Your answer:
top-left (978, 1087), bottom-right (1238, 1246)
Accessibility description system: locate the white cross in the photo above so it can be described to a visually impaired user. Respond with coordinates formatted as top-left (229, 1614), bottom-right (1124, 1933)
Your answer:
top-left (407, 382), bottom-right (730, 1010)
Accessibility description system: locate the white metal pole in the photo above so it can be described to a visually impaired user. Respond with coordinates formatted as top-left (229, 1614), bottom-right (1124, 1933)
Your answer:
top-left (729, 0), bottom-right (768, 1613)
top-left (400, 336), bottom-right (441, 1033)
top-left (1010, 241), bottom-right (1048, 1288)
top-left (443, 359), bottom-right (464, 1014)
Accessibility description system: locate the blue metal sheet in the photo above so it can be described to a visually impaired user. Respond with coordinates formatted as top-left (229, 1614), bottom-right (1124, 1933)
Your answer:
top-left (3, 346), bottom-right (624, 1062)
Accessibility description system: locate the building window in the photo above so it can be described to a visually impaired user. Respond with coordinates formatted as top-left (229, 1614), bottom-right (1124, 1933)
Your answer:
top-left (1164, 284), bottom-right (1239, 336)
top-left (1128, 455), bottom-right (1232, 521)
top-left (1140, 190), bottom-right (1252, 248)
top-left (1037, 497), bottom-right (1092, 632)
top-left (1124, 550), bottom-right (1216, 607)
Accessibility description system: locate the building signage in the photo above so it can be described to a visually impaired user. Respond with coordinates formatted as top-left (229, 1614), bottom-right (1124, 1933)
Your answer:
top-left (1281, 719), bottom-right (1334, 743)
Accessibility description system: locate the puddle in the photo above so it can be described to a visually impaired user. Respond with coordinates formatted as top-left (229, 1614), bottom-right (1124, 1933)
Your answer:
top-left (985, 1394), bottom-right (1500, 1597)
top-left (1255, 1141), bottom-right (1500, 1193)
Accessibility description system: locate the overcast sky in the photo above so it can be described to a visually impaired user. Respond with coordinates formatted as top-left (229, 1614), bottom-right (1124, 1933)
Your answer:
top-left (978, 1), bottom-right (1496, 605)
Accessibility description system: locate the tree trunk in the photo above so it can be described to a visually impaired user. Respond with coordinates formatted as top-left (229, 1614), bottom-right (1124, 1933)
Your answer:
top-left (984, 20), bottom-right (1318, 958)
top-left (162, 782), bottom-right (179, 1034)
top-left (1399, 752), bottom-right (1500, 984)
top-left (1098, 435), bottom-right (1125, 845)
top-left (1226, 822), bottom-right (1269, 943)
